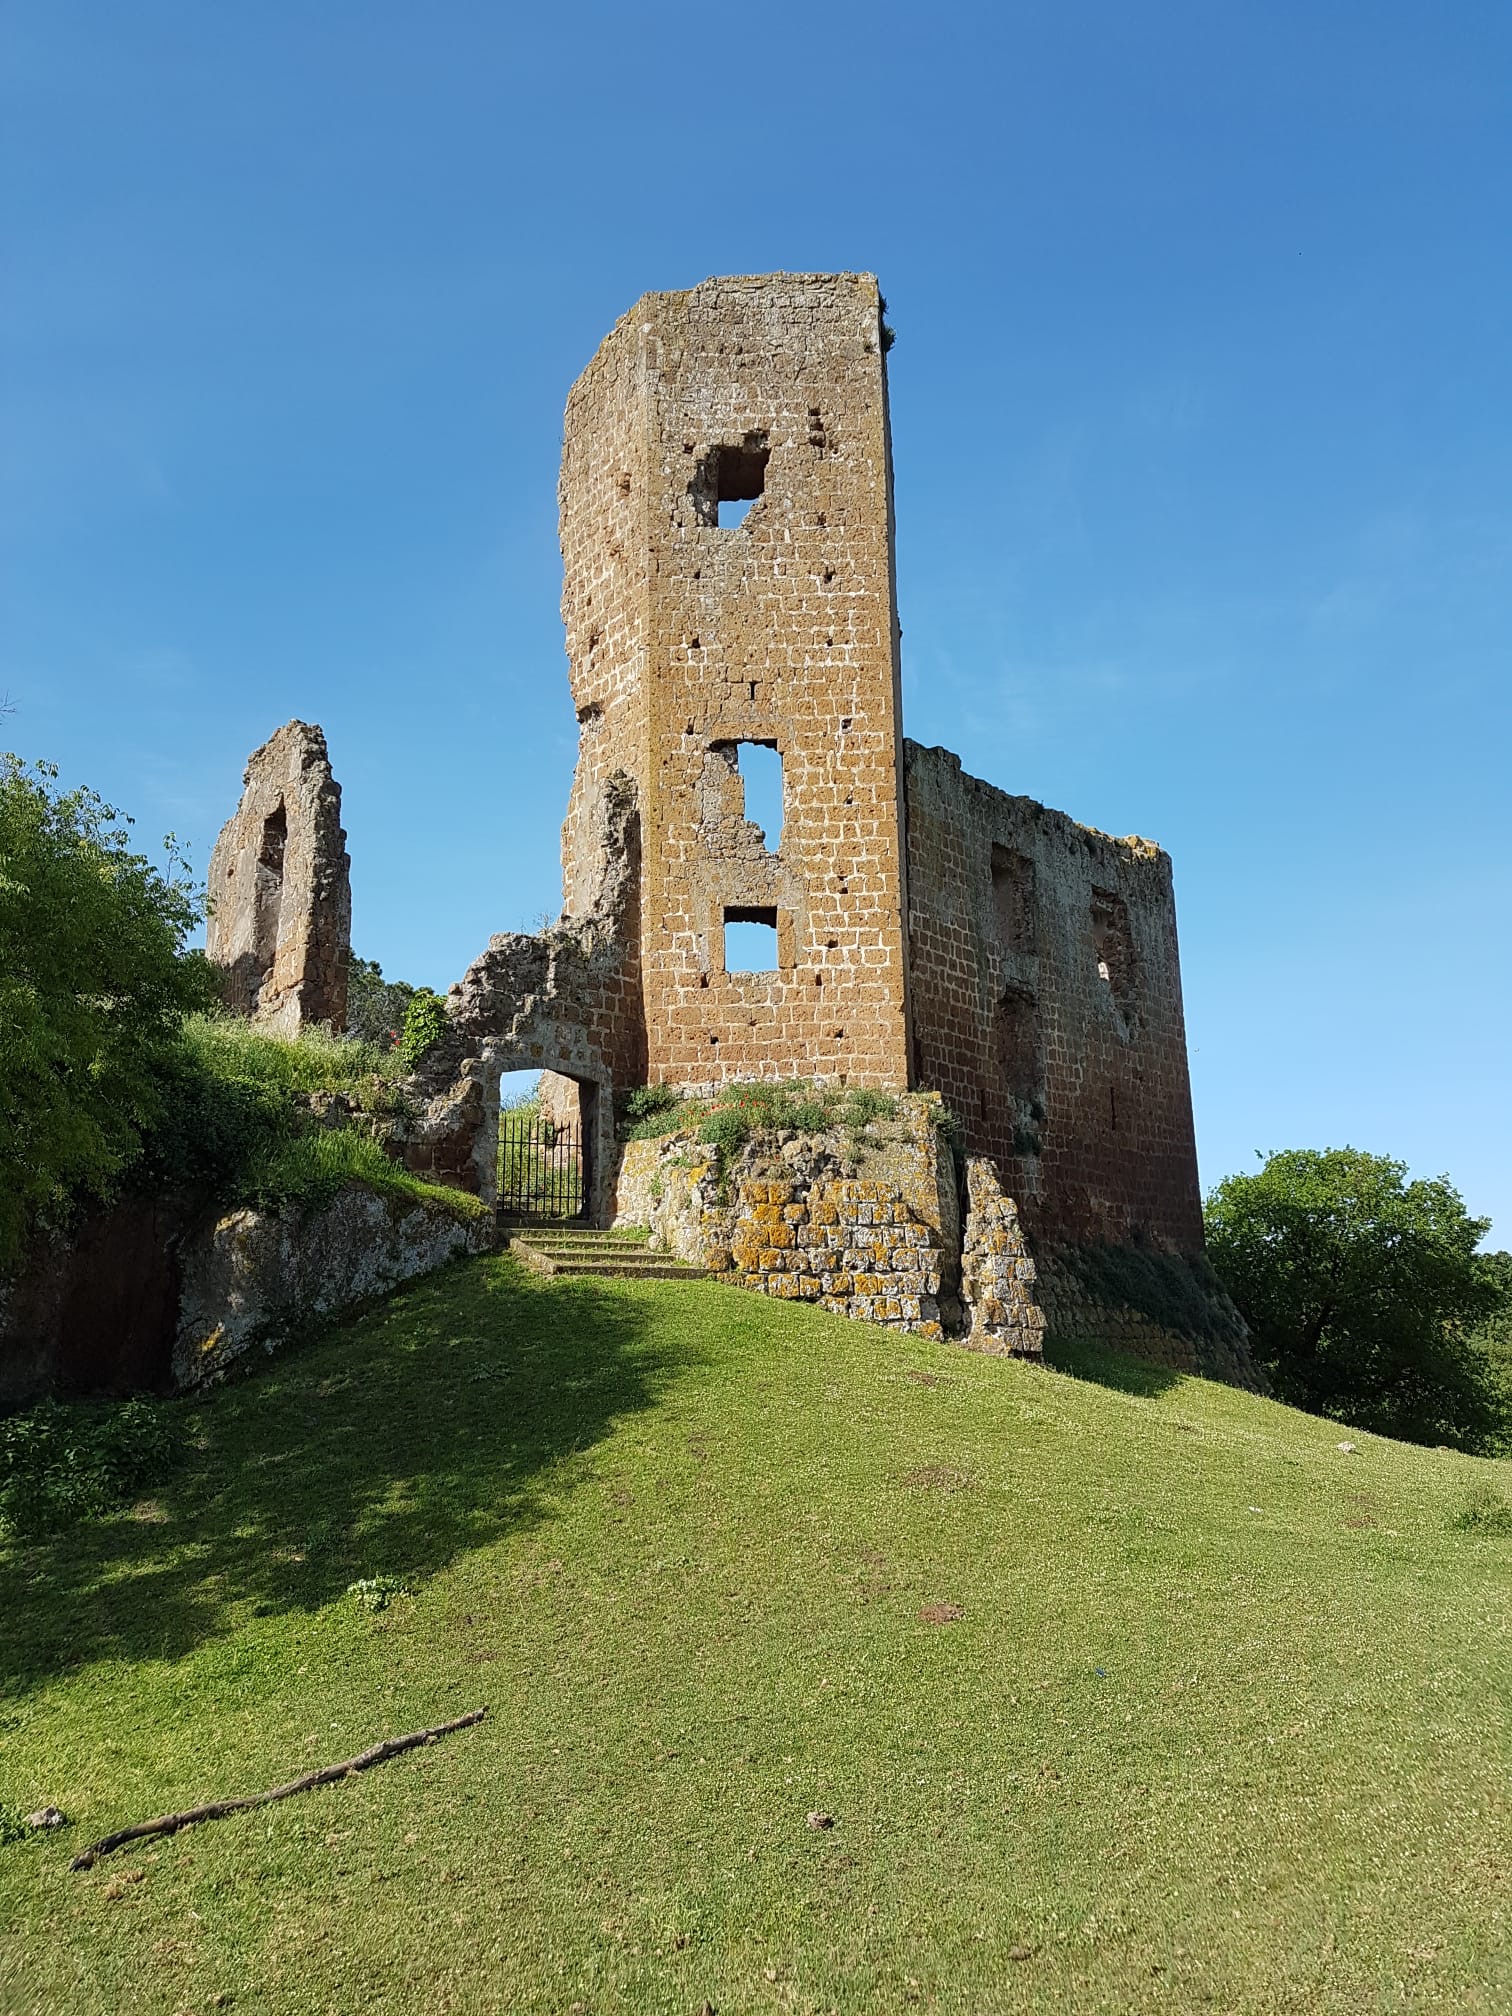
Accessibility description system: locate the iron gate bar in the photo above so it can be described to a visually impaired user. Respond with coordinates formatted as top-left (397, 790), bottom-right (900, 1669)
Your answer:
top-left (498, 1116), bottom-right (585, 1222)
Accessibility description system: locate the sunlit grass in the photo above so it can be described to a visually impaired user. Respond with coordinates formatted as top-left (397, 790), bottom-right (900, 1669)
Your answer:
top-left (1, 1259), bottom-right (1508, 2014)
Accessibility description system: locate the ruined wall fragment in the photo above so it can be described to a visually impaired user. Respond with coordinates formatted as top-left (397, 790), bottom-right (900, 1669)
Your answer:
top-left (206, 721), bottom-right (351, 1035)
top-left (959, 1158), bottom-right (1048, 1359)
top-left (903, 740), bottom-right (1204, 1256)
top-left (398, 771), bottom-right (641, 1218)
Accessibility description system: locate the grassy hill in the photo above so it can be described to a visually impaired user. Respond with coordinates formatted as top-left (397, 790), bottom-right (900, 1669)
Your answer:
top-left (2, 1257), bottom-right (1509, 2014)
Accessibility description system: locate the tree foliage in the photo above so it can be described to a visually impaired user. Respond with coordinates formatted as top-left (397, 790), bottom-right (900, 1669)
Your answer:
top-left (1205, 1148), bottom-right (1507, 1452)
top-left (0, 755), bottom-right (215, 1265)
top-left (344, 953), bottom-right (416, 1047)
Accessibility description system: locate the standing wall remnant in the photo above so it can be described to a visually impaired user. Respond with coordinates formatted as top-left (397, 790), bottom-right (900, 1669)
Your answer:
top-left (903, 741), bottom-right (1203, 1259)
top-left (206, 721), bottom-right (352, 1036)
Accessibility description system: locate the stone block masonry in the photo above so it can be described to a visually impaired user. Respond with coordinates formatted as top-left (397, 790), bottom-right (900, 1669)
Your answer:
top-left (206, 721), bottom-right (351, 1036)
top-left (559, 273), bottom-right (911, 1093)
top-left (904, 741), bottom-right (1204, 1260)
top-left (614, 1097), bottom-right (992, 1348)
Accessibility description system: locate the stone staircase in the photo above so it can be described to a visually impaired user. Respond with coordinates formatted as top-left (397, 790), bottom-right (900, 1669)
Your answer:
top-left (504, 1225), bottom-right (708, 1281)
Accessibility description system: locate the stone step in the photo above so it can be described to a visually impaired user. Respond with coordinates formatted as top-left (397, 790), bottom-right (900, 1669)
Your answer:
top-left (507, 1234), bottom-right (707, 1283)
top-left (509, 1238), bottom-right (659, 1256)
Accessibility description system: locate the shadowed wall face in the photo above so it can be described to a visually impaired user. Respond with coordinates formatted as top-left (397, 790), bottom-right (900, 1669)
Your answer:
top-left (205, 720), bottom-right (351, 1036)
top-left (558, 272), bottom-right (911, 1092)
top-left (903, 741), bottom-right (1204, 1255)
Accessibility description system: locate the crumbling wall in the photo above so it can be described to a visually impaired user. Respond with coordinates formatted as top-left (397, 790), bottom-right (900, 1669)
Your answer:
top-left (903, 740), bottom-right (1204, 1257)
top-left (399, 771), bottom-right (641, 1219)
top-left (559, 273), bottom-right (911, 1092)
top-left (959, 1158), bottom-right (1048, 1359)
top-left (613, 1098), bottom-right (964, 1339)
top-left (174, 1184), bottom-right (490, 1390)
top-left (206, 721), bottom-right (351, 1035)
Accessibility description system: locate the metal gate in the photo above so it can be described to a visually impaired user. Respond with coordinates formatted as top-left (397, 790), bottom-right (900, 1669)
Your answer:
top-left (498, 1114), bottom-right (585, 1221)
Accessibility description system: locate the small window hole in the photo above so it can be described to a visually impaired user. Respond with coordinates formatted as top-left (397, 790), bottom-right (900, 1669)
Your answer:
top-left (724, 906), bottom-right (779, 972)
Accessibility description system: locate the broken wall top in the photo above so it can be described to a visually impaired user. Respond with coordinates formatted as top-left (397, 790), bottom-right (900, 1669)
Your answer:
top-left (205, 719), bottom-right (351, 1036)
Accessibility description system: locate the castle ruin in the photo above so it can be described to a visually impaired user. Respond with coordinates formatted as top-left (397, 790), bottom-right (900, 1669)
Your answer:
top-left (502, 273), bottom-right (1202, 1260)
top-left (210, 273), bottom-right (1246, 1378)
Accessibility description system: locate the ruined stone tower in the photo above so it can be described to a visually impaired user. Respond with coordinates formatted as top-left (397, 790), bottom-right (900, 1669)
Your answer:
top-left (552, 271), bottom-right (1206, 1263)
top-left (558, 273), bottom-right (911, 1091)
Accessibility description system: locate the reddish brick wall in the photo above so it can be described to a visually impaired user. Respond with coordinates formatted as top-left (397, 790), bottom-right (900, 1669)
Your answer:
top-left (558, 273), bottom-right (911, 1092)
top-left (903, 741), bottom-right (1204, 1254)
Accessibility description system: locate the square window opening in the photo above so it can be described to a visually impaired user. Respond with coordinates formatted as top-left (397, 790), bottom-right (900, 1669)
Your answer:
top-left (696, 435), bottom-right (770, 528)
top-left (724, 906), bottom-right (779, 973)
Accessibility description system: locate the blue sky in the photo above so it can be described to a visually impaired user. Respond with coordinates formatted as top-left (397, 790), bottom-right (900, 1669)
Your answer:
top-left (4, 2), bottom-right (1509, 1242)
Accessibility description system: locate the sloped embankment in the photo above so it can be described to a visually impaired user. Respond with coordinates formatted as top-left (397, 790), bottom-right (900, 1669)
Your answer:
top-left (2, 1256), bottom-right (1508, 2014)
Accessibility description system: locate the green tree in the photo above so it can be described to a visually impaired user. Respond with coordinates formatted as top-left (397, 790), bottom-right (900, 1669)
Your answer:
top-left (0, 755), bottom-right (215, 1266)
top-left (1205, 1148), bottom-right (1506, 1452)
top-left (344, 953), bottom-right (416, 1047)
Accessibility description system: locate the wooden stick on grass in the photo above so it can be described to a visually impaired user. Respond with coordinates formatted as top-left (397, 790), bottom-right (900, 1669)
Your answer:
top-left (69, 1707), bottom-right (488, 1871)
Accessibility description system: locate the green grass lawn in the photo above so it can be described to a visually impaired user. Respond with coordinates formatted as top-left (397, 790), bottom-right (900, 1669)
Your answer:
top-left (2, 1258), bottom-right (1509, 2015)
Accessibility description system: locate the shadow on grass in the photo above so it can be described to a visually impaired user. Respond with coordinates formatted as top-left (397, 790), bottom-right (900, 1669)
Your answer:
top-left (0, 1257), bottom-right (686, 1699)
top-left (1044, 1332), bottom-right (1186, 1398)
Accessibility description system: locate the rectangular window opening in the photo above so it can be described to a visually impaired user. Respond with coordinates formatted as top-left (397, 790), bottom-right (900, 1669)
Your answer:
top-left (724, 906), bottom-right (779, 973)
top-left (990, 843), bottom-right (1035, 952)
top-left (735, 740), bottom-right (784, 850)
top-left (703, 435), bottom-right (769, 528)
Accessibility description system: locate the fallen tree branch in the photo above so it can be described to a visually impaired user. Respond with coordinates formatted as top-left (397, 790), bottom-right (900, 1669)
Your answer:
top-left (70, 1706), bottom-right (488, 1870)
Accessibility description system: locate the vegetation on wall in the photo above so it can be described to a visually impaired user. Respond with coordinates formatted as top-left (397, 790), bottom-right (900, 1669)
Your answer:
top-left (0, 755), bottom-right (216, 1267)
top-left (397, 989), bottom-right (449, 1072)
top-left (1206, 1148), bottom-right (1509, 1453)
top-left (618, 1079), bottom-right (908, 1155)
top-left (135, 1015), bottom-right (482, 1226)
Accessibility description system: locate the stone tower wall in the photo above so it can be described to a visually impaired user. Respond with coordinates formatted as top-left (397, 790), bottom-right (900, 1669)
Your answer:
top-left (558, 273), bottom-right (912, 1092)
top-left (903, 741), bottom-right (1204, 1254)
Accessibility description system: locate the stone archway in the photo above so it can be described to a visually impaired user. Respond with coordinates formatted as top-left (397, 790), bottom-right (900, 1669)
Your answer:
top-left (476, 1046), bottom-right (615, 1226)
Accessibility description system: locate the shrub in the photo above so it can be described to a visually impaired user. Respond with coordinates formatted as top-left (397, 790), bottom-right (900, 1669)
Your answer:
top-left (623, 1084), bottom-right (681, 1122)
top-left (246, 1128), bottom-right (487, 1223)
top-left (345, 954), bottom-right (417, 1047)
top-left (1207, 1149), bottom-right (1505, 1453)
top-left (0, 755), bottom-right (216, 1266)
top-left (0, 1398), bottom-right (186, 1539)
top-left (840, 1088), bottom-right (897, 1130)
top-left (698, 1105), bottom-right (751, 1159)
top-left (398, 990), bottom-right (448, 1072)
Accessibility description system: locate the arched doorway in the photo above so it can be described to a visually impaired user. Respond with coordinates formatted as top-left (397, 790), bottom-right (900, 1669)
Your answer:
top-left (498, 1070), bottom-right (590, 1222)
top-left (474, 1047), bottom-right (613, 1226)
